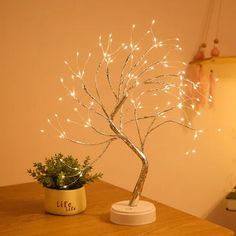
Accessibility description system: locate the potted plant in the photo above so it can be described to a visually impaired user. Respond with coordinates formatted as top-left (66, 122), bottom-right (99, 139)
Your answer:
top-left (28, 153), bottom-right (102, 215)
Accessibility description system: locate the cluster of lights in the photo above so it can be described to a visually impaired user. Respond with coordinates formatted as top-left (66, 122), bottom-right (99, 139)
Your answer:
top-left (58, 158), bottom-right (83, 189)
top-left (41, 20), bottom-right (223, 159)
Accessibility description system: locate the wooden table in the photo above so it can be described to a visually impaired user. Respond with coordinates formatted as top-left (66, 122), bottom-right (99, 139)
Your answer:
top-left (0, 181), bottom-right (234, 236)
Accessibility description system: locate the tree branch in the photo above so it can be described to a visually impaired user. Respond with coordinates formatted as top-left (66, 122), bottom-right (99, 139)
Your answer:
top-left (64, 136), bottom-right (117, 146)
top-left (110, 95), bottom-right (128, 120)
top-left (134, 108), bottom-right (143, 150)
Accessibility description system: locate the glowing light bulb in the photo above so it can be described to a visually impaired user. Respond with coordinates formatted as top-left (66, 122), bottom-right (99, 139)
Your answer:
top-left (192, 149), bottom-right (196, 153)
top-left (152, 19), bottom-right (155, 24)
top-left (74, 107), bottom-right (78, 112)
top-left (185, 151), bottom-right (189, 155)
top-left (54, 113), bottom-right (58, 117)
top-left (60, 78), bottom-right (64, 83)
top-left (58, 97), bottom-right (63, 101)
top-left (177, 103), bottom-right (183, 109)
top-left (132, 24), bottom-right (135, 29)
top-left (64, 61), bottom-right (68, 65)
top-left (217, 128), bottom-right (222, 132)
top-left (40, 129), bottom-right (45, 133)
top-left (47, 119), bottom-right (51, 123)
top-left (70, 90), bottom-right (75, 97)
top-left (66, 118), bottom-right (71, 122)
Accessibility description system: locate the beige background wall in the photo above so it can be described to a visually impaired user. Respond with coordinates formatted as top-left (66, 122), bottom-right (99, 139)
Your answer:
top-left (1, 0), bottom-right (236, 232)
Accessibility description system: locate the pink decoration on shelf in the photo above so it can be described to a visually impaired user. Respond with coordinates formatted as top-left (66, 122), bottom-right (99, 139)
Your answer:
top-left (211, 38), bottom-right (220, 57)
top-left (184, 61), bottom-right (216, 122)
top-left (193, 43), bottom-right (207, 62)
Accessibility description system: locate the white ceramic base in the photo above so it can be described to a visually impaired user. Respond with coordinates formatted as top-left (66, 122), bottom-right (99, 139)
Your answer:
top-left (110, 200), bottom-right (156, 225)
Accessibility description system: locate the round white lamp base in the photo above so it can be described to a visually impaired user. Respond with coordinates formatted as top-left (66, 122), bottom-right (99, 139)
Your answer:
top-left (110, 200), bottom-right (156, 226)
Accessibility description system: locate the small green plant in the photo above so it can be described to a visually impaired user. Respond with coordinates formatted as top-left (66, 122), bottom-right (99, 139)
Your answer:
top-left (28, 153), bottom-right (102, 190)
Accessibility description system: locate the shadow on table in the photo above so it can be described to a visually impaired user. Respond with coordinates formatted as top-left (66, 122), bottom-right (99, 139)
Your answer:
top-left (206, 197), bottom-right (236, 233)
top-left (0, 198), bottom-right (44, 216)
top-left (99, 212), bottom-right (110, 223)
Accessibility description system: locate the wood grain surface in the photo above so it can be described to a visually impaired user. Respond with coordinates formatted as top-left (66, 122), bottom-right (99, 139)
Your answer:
top-left (0, 181), bottom-right (234, 236)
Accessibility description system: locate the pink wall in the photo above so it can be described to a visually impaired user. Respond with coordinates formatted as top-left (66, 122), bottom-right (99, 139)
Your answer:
top-left (1, 0), bottom-right (236, 231)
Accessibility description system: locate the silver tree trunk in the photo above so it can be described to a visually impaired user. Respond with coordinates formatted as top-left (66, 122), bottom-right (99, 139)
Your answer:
top-left (109, 121), bottom-right (148, 207)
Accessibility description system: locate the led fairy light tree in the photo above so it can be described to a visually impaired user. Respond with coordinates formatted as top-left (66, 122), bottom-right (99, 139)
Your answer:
top-left (43, 20), bottom-right (204, 225)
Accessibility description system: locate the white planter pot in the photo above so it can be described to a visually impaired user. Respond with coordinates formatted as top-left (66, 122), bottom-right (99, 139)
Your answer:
top-left (44, 186), bottom-right (86, 215)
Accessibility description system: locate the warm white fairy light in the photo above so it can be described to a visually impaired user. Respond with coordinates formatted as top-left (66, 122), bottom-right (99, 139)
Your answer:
top-left (177, 102), bottom-right (183, 109)
top-left (40, 129), bottom-right (45, 133)
top-left (70, 90), bottom-right (75, 98)
top-left (84, 118), bottom-right (92, 128)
